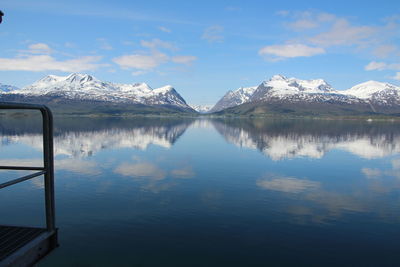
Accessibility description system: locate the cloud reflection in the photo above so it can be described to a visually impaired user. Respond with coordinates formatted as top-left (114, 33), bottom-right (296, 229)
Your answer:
top-left (170, 166), bottom-right (195, 179)
top-left (256, 169), bottom-right (400, 224)
top-left (257, 174), bottom-right (320, 193)
top-left (113, 159), bottom-right (196, 193)
top-left (114, 162), bottom-right (166, 180)
top-left (0, 158), bottom-right (99, 175)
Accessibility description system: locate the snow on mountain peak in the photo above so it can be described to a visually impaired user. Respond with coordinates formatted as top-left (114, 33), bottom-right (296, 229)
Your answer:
top-left (270, 74), bottom-right (288, 81)
top-left (190, 104), bottom-right (212, 113)
top-left (210, 86), bottom-right (257, 112)
top-left (36, 74), bottom-right (65, 84)
top-left (252, 75), bottom-right (335, 102)
top-left (65, 73), bottom-right (96, 83)
top-left (0, 83), bottom-right (19, 92)
top-left (2, 73), bottom-right (191, 109)
top-left (211, 74), bottom-right (400, 113)
top-left (133, 82), bottom-right (151, 89)
top-left (211, 75), bottom-right (337, 112)
top-left (342, 80), bottom-right (400, 99)
top-left (153, 85), bottom-right (174, 94)
top-left (116, 82), bottom-right (152, 95)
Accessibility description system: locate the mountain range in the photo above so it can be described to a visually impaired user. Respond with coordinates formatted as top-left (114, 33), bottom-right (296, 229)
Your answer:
top-left (1, 73), bottom-right (400, 116)
top-left (0, 73), bottom-right (195, 115)
top-left (0, 83), bottom-right (18, 92)
top-left (211, 75), bottom-right (400, 116)
top-left (190, 104), bottom-right (212, 113)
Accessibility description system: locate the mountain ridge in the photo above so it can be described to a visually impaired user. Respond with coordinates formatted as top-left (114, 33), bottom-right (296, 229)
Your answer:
top-left (2, 73), bottom-right (400, 117)
top-left (211, 75), bottom-right (400, 116)
top-left (0, 73), bottom-right (195, 115)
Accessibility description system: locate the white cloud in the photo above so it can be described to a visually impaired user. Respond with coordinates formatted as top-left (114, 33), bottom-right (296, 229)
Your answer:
top-left (131, 70), bottom-right (147, 76)
top-left (171, 55), bottom-right (197, 64)
top-left (114, 39), bottom-right (196, 72)
top-left (285, 11), bottom-right (336, 31)
top-left (365, 61), bottom-right (388, 71)
top-left (276, 10), bottom-right (289, 17)
top-left (364, 60), bottom-right (400, 81)
top-left (257, 175), bottom-right (320, 193)
top-left (392, 72), bottom-right (400, 80)
top-left (64, 42), bottom-right (76, 48)
top-left (122, 41), bottom-right (135, 46)
top-left (288, 19), bottom-right (318, 31)
top-left (317, 13), bottom-right (336, 22)
top-left (202, 25), bottom-right (224, 43)
top-left (373, 45), bottom-right (397, 58)
top-left (385, 62), bottom-right (400, 70)
top-left (97, 38), bottom-right (113, 50)
top-left (0, 43), bottom-right (106, 72)
top-left (365, 61), bottom-right (400, 71)
top-left (309, 19), bottom-right (377, 47)
top-left (158, 26), bottom-right (171, 33)
top-left (114, 38), bottom-right (196, 73)
top-left (0, 54), bottom-right (105, 72)
top-left (140, 38), bottom-right (177, 51)
top-left (259, 43), bottom-right (325, 60)
top-left (27, 43), bottom-right (52, 54)
top-left (272, 11), bottom-right (398, 69)
top-left (113, 52), bottom-right (169, 70)
top-left (18, 42), bottom-right (53, 55)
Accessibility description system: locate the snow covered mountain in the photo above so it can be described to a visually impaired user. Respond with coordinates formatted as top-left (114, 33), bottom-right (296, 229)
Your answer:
top-left (1, 73), bottom-right (193, 111)
top-left (190, 104), bottom-right (212, 113)
top-left (211, 75), bottom-right (400, 115)
top-left (340, 81), bottom-right (400, 106)
top-left (0, 83), bottom-right (19, 92)
top-left (210, 86), bottom-right (257, 112)
top-left (250, 74), bottom-right (335, 100)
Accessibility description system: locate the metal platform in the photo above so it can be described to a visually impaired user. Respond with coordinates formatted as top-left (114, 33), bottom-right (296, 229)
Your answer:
top-left (0, 226), bottom-right (46, 261)
top-left (0, 103), bottom-right (58, 267)
top-left (0, 226), bottom-right (57, 267)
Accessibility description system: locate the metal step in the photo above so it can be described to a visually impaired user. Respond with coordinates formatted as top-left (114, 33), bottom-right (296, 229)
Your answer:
top-left (0, 225), bottom-right (57, 267)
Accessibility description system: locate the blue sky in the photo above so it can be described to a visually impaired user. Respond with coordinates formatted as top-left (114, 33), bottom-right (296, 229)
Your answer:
top-left (0, 0), bottom-right (400, 105)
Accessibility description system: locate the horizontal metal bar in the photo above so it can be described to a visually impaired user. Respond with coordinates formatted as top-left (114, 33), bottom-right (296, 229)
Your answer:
top-left (0, 171), bottom-right (46, 189)
top-left (0, 166), bottom-right (44, 171)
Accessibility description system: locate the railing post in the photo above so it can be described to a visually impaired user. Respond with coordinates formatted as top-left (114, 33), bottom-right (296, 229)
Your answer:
top-left (41, 106), bottom-right (56, 232)
top-left (0, 103), bottom-right (56, 232)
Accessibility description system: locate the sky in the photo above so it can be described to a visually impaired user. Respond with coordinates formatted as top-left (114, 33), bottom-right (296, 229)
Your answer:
top-left (0, 0), bottom-right (400, 106)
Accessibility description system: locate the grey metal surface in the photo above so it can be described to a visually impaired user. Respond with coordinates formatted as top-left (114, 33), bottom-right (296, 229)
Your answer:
top-left (0, 226), bottom-right (46, 262)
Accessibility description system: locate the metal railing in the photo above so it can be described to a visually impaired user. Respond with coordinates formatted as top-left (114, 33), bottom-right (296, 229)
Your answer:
top-left (0, 102), bottom-right (56, 232)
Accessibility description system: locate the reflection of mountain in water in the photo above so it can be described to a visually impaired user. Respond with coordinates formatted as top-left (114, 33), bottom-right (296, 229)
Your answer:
top-left (0, 117), bottom-right (193, 158)
top-left (2, 116), bottom-right (400, 160)
top-left (212, 119), bottom-right (400, 160)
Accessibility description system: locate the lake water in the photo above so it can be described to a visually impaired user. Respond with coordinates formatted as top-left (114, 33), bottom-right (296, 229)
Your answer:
top-left (1, 116), bottom-right (400, 266)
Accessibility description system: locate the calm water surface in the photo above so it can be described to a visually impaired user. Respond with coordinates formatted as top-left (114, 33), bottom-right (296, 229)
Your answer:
top-left (1, 116), bottom-right (400, 266)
